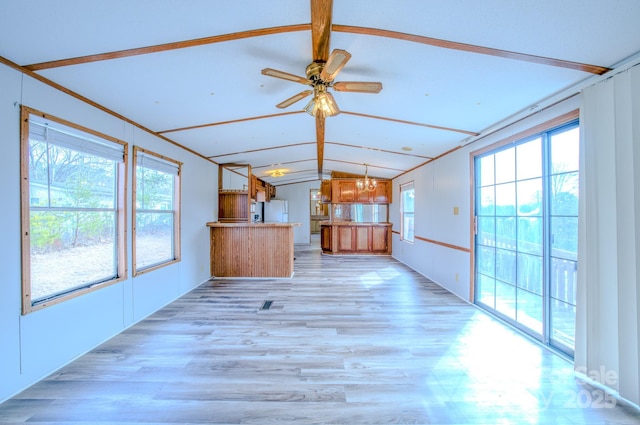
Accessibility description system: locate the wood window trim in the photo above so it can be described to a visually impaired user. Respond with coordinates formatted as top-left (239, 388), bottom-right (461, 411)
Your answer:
top-left (399, 181), bottom-right (415, 243)
top-left (20, 106), bottom-right (128, 315)
top-left (132, 146), bottom-right (182, 277)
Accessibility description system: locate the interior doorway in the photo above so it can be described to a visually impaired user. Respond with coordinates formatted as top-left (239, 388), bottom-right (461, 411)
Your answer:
top-left (310, 189), bottom-right (328, 238)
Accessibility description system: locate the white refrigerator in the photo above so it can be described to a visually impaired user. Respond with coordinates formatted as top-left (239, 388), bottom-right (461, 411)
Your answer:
top-left (263, 199), bottom-right (288, 223)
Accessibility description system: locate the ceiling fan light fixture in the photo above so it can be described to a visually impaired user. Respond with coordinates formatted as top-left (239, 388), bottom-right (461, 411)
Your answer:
top-left (270, 169), bottom-right (286, 177)
top-left (304, 85), bottom-right (340, 117)
top-left (318, 91), bottom-right (340, 116)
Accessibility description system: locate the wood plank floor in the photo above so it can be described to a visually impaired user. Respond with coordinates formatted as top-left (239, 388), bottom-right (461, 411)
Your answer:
top-left (1, 238), bottom-right (639, 424)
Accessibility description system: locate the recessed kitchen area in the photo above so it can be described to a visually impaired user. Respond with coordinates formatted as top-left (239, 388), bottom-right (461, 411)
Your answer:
top-left (319, 176), bottom-right (392, 255)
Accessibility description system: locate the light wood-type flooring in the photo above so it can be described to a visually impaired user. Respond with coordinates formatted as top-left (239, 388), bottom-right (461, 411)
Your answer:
top-left (1, 238), bottom-right (639, 424)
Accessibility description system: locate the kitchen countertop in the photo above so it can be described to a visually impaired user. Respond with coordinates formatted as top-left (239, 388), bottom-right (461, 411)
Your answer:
top-left (207, 222), bottom-right (301, 227)
top-left (319, 221), bottom-right (392, 226)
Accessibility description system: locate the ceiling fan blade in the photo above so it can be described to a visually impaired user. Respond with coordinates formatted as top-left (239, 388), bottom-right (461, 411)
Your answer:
top-left (320, 49), bottom-right (351, 81)
top-left (276, 90), bottom-right (313, 108)
top-left (261, 68), bottom-right (309, 85)
top-left (333, 81), bottom-right (383, 93)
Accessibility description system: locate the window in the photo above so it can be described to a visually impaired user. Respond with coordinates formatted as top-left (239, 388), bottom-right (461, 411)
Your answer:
top-left (400, 182), bottom-right (415, 242)
top-left (474, 118), bottom-right (579, 357)
top-left (133, 147), bottom-right (181, 274)
top-left (20, 107), bottom-right (127, 314)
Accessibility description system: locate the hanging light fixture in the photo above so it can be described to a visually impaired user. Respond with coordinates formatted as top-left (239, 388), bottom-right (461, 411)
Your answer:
top-left (357, 164), bottom-right (377, 192)
top-left (303, 84), bottom-right (340, 117)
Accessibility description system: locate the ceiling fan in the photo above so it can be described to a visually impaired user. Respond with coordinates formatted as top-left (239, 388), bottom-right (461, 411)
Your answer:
top-left (261, 48), bottom-right (382, 117)
top-left (260, 0), bottom-right (380, 178)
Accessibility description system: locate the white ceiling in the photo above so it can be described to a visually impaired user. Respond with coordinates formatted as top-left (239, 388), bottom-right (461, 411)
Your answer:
top-left (2, 0), bottom-right (640, 185)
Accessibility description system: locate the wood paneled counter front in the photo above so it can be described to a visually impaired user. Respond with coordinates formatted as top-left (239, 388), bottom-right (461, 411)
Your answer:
top-left (207, 222), bottom-right (301, 278)
top-left (320, 222), bottom-right (392, 255)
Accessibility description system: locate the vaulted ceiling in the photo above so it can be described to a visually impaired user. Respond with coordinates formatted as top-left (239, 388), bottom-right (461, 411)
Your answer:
top-left (2, 0), bottom-right (640, 185)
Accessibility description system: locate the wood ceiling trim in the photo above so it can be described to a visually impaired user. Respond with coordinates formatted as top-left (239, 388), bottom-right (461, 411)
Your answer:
top-left (158, 111), bottom-right (305, 134)
top-left (23, 24), bottom-right (311, 71)
top-left (252, 158), bottom-right (317, 170)
top-left (327, 141), bottom-right (432, 159)
top-left (333, 25), bottom-right (611, 75)
top-left (23, 22), bottom-right (609, 76)
top-left (324, 158), bottom-right (405, 173)
top-left (207, 141), bottom-right (316, 159)
top-left (342, 111), bottom-right (479, 136)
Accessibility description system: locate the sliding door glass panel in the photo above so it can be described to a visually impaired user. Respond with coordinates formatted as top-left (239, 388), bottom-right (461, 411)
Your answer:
top-left (495, 248), bottom-right (516, 285)
top-left (548, 126), bottom-right (580, 354)
top-left (477, 273), bottom-right (496, 309)
top-left (517, 253), bottom-right (543, 295)
top-left (517, 289), bottom-right (543, 334)
top-left (495, 183), bottom-right (515, 215)
top-left (517, 252), bottom-right (543, 333)
top-left (495, 148), bottom-right (515, 183)
top-left (495, 280), bottom-right (516, 320)
top-left (474, 120), bottom-right (579, 356)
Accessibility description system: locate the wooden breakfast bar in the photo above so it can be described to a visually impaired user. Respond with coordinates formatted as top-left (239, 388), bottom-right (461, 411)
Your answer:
top-left (206, 222), bottom-right (301, 278)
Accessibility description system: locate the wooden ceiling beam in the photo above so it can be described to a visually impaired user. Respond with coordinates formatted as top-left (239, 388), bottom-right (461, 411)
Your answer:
top-left (310, 0), bottom-right (333, 177)
top-left (315, 114), bottom-right (326, 179)
top-left (311, 0), bottom-right (332, 63)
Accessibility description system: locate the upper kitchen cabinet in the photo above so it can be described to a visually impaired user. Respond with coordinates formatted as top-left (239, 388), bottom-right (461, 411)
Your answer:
top-left (320, 180), bottom-right (332, 203)
top-left (370, 180), bottom-right (391, 203)
top-left (328, 179), bottom-right (391, 204)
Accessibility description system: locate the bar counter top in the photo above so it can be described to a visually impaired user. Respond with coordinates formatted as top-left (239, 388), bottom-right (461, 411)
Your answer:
top-left (207, 221), bottom-right (301, 227)
top-left (319, 221), bottom-right (392, 226)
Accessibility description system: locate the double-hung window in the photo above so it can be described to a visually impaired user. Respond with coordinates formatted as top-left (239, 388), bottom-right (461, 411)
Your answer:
top-left (21, 107), bottom-right (127, 313)
top-left (132, 147), bottom-right (181, 275)
top-left (400, 182), bottom-right (415, 242)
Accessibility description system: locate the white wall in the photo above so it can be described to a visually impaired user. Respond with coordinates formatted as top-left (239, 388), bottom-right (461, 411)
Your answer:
top-left (0, 63), bottom-right (218, 402)
top-left (274, 181), bottom-right (320, 244)
top-left (391, 96), bottom-right (581, 302)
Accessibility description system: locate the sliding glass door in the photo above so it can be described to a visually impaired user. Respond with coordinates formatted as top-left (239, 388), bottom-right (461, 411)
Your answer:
top-left (474, 121), bottom-right (579, 356)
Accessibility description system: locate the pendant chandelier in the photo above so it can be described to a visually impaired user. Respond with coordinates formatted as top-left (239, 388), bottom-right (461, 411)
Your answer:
top-left (357, 164), bottom-right (377, 192)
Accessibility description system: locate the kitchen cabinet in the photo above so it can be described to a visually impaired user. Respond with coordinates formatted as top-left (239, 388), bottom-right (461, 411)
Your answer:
top-left (320, 180), bottom-right (332, 203)
top-left (321, 222), bottom-right (391, 255)
top-left (265, 182), bottom-right (276, 201)
top-left (218, 191), bottom-right (249, 222)
top-left (370, 225), bottom-right (389, 252)
top-left (332, 179), bottom-right (357, 203)
top-left (371, 180), bottom-right (391, 203)
top-left (328, 179), bottom-right (391, 203)
top-left (321, 224), bottom-right (332, 252)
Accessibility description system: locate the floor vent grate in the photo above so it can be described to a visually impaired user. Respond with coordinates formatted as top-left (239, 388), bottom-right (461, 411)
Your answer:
top-left (260, 300), bottom-right (274, 310)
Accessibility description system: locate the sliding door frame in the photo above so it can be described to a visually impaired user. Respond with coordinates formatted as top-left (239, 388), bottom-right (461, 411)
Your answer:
top-left (469, 109), bottom-right (579, 357)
